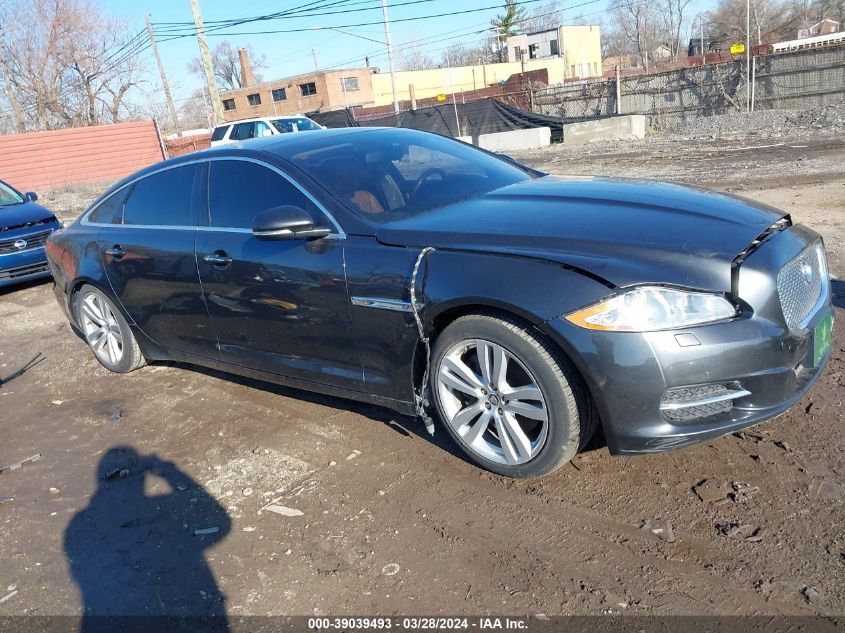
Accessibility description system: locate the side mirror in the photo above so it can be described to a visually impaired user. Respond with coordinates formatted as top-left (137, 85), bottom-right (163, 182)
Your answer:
top-left (252, 206), bottom-right (331, 241)
top-left (24, 191), bottom-right (38, 202)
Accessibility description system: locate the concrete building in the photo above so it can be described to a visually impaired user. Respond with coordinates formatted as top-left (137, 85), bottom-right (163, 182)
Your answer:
top-left (219, 48), bottom-right (577, 121)
top-left (505, 25), bottom-right (602, 79)
top-left (219, 66), bottom-right (378, 122)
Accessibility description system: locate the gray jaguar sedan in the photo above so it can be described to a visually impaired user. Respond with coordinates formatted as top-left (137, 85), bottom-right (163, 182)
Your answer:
top-left (46, 128), bottom-right (834, 477)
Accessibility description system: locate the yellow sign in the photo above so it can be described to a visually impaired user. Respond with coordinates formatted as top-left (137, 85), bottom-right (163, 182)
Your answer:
top-left (436, 94), bottom-right (446, 102)
top-left (730, 43), bottom-right (746, 55)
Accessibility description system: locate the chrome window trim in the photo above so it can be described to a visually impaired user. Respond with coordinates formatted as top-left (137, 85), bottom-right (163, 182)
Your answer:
top-left (350, 297), bottom-right (420, 312)
top-left (80, 156), bottom-right (346, 239)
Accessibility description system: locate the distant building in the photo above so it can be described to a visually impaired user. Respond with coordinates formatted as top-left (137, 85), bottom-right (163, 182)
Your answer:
top-left (798, 19), bottom-right (840, 39)
top-left (505, 25), bottom-right (602, 79)
top-left (220, 48), bottom-right (579, 121)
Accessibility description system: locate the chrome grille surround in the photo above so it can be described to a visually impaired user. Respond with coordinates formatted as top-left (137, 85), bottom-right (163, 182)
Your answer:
top-left (0, 229), bottom-right (53, 255)
top-left (777, 242), bottom-right (827, 329)
top-left (661, 383), bottom-right (751, 423)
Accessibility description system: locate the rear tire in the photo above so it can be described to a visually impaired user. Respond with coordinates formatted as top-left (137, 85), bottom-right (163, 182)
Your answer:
top-left (430, 312), bottom-right (586, 478)
top-left (73, 284), bottom-right (145, 373)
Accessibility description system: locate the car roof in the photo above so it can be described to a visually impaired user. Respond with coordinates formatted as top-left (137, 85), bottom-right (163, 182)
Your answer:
top-left (215, 114), bottom-right (315, 128)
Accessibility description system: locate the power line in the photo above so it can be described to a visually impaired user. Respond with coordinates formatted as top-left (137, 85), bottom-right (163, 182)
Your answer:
top-left (152, 0), bottom-right (552, 41)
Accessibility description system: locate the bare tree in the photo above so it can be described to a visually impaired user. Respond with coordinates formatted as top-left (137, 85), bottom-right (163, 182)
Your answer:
top-left (609, 0), bottom-right (660, 69)
top-left (522, 0), bottom-right (562, 33)
top-left (441, 44), bottom-right (487, 67)
top-left (188, 41), bottom-right (267, 92)
top-left (397, 39), bottom-right (438, 70)
top-left (658, 0), bottom-right (695, 60)
top-left (0, 0), bottom-right (146, 131)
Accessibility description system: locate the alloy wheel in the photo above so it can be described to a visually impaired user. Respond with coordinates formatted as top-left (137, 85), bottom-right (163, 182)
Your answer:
top-left (436, 339), bottom-right (549, 465)
top-left (79, 292), bottom-right (124, 366)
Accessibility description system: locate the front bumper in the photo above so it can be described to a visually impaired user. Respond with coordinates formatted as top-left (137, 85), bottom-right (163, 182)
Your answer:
top-left (0, 246), bottom-right (51, 288)
top-left (540, 226), bottom-right (834, 455)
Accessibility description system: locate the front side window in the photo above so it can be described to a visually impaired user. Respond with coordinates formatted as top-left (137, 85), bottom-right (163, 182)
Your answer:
top-left (222, 99), bottom-right (236, 111)
top-left (210, 125), bottom-right (231, 142)
top-left (247, 93), bottom-right (261, 106)
top-left (300, 82), bottom-right (317, 96)
top-left (272, 88), bottom-right (287, 101)
top-left (0, 180), bottom-right (23, 206)
top-left (122, 165), bottom-right (197, 226)
top-left (232, 122), bottom-right (256, 141)
top-left (288, 129), bottom-right (531, 223)
top-left (208, 160), bottom-right (317, 230)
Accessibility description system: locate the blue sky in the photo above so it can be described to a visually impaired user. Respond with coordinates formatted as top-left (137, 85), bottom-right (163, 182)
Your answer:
top-left (113, 0), bottom-right (624, 105)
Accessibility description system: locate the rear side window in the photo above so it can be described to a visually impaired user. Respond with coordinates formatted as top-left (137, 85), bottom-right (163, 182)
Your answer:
top-left (88, 190), bottom-right (127, 224)
top-left (232, 122), bottom-right (255, 141)
top-left (211, 125), bottom-right (231, 142)
top-left (123, 165), bottom-right (198, 227)
top-left (208, 160), bottom-right (311, 229)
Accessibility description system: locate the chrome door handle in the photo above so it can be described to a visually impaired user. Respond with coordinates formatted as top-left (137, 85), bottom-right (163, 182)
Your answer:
top-left (203, 254), bottom-right (233, 266)
top-left (105, 246), bottom-right (125, 258)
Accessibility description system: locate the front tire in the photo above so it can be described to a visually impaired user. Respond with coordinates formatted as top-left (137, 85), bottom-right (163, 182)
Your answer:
top-left (430, 312), bottom-right (586, 478)
top-left (73, 284), bottom-right (145, 373)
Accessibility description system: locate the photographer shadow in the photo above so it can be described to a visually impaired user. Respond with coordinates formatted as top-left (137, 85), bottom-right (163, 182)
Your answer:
top-left (64, 447), bottom-right (230, 632)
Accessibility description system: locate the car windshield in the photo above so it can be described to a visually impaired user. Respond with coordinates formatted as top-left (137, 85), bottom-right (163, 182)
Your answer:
top-left (271, 117), bottom-right (321, 133)
top-left (287, 130), bottom-right (533, 223)
top-left (0, 181), bottom-right (24, 207)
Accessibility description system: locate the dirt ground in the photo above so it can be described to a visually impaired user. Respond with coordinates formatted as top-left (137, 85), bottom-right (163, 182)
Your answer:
top-left (1, 129), bottom-right (843, 622)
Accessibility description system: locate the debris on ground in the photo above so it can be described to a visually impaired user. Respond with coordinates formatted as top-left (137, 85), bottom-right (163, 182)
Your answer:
top-left (0, 589), bottom-right (17, 604)
top-left (107, 409), bottom-right (123, 423)
top-left (263, 505), bottom-right (304, 517)
top-left (0, 453), bottom-right (41, 475)
top-left (381, 563), bottom-right (400, 576)
top-left (194, 527), bottom-right (220, 536)
top-left (717, 522), bottom-right (767, 542)
top-left (641, 519), bottom-right (676, 543)
top-left (0, 496), bottom-right (14, 505)
top-left (49, 487), bottom-right (59, 494)
top-left (802, 585), bottom-right (822, 604)
top-left (693, 478), bottom-right (730, 503)
top-left (816, 482), bottom-right (845, 500)
top-left (104, 468), bottom-right (129, 481)
top-left (346, 450), bottom-right (361, 461)
top-left (728, 482), bottom-right (760, 504)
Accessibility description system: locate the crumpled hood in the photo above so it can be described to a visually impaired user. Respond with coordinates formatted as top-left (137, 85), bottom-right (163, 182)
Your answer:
top-left (0, 201), bottom-right (57, 232)
top-left (375, 176), bottom-right (787, 291)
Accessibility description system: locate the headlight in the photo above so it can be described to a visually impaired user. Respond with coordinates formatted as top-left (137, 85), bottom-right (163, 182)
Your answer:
top-left (566, 286), bottom-right (738, 332)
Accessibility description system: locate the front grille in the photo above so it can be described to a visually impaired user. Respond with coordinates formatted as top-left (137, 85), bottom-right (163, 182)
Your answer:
top-left (0, 229), bottom-right (52, 254)
top-left (0, 261), bottom-right (49, 280)
top-left (661, 383), bottom-right (750, 423)
top-left (777, 242), bottom-right (826, 329)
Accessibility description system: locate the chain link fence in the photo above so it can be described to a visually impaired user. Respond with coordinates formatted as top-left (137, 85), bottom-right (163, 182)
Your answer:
top-left (533, 44), bottom-right (845, 128)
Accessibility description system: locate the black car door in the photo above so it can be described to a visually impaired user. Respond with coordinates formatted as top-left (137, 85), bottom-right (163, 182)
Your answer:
top-left (195, 158), bottom-right (362, 389)
top-left (96, 163), bottom-right (219, 360)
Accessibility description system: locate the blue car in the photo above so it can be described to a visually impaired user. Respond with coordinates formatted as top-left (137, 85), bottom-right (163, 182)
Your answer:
top-left (0, 179), bottom-right (62, 288)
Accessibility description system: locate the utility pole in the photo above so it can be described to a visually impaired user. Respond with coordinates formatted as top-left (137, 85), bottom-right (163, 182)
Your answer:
top-left (188, 0), bottom-right (223, 124)
top-left (145, 14), bottom-right (180, 132)
top-left (381, 0), bottom-right (399, 114)
top-left (311, 48), bottom-right (318, 71)
top-left (0, 29), bottom-right (25, 133)
top-left (699, 15), bottom-right (705, 60)
top-left (745, 0), bottom-right (751, 112)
